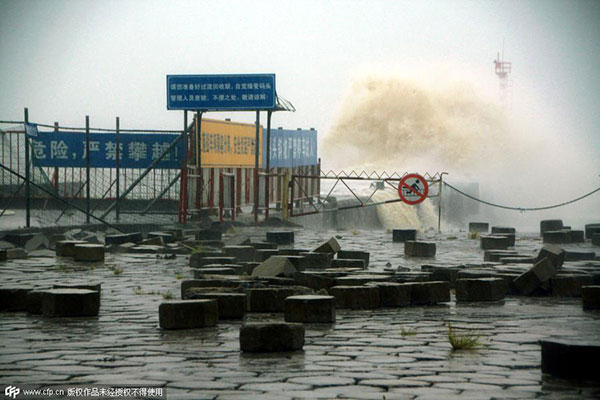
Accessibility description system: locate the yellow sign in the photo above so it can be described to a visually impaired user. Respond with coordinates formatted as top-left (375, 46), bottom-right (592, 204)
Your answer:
top-left (199, 118), bottom-right (262, 167)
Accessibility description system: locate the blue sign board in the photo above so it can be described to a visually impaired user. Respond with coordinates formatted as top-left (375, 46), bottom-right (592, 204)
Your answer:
top-left (264, 128), bottom-right (318, 168)
top-left (166, 74), bottom-right (276, 111)
top-left (24, 123), bottom-right (38, 138)
top-left (31, 131), bottom-right (183, 169)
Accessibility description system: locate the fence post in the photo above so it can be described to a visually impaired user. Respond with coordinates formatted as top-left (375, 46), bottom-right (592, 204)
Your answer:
top-left (115, 116), bottom-right (120, 222)
top-left (282, 171), bottom-right (289, 221)
top-left (53, 123), bottom-right (59, 194)
top-left (24, 107), bottom-right (30, 227)
top-left (254, 111), bottom-right (260, 224)
top-left (85, 115), bottom-right (90, 224)
top-left (264, 110), bottom-right (272, 219)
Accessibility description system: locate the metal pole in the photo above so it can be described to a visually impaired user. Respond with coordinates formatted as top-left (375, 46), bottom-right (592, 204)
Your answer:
top-left (254, 110), bottom-right (260, 224)
top-left (196, 111), bottom-right (203, 214)
top-left (24, 107), bottom-right (30, 227)
top-left (181, 110), bottom-right (188, 224)
top-left (115, 116), bottom-right (120, 221)
top-left (53, 122), bottom-right (59, 194)
top-left (438, 173), bottom-right (447, 233)
top-left (265, 110), bottom-right (272, 219)
top-left (85, 115), bottom-right (90, 224)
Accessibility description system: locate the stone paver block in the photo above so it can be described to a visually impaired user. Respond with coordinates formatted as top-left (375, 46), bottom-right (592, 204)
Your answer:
top-left (6, 248), bottom-right (27, 259)
top-left (266, 231), bottom-right (294, 245)
top-left (41, 289), bottom-right (100, 317)
top-left (371, 282), bottom-right (411, 307)
top-left (249, 242), bottom-right (278, 250)
top-left (582, 285), bottom-right (600, 310)
top-left (247, 287), bottom-right (310, 312)
top-left (592, 233), bottom-right (600, 247)
top-left (514, 258), bottom-right (557, 295)
top-left (585, 223), bottom-right (600, 240)
top-left (392, 229), bottom-right (416, 242)
top-left (328, 286), bottom-right (380, 309)
top-left (148, 232), bottom-right (175, 244)
top-left (483, 250), bottom-right (519, 262)
top-left (540, 219), bottom-right (564, 236)
top-left (184, 292), bottom-right (247, 319)
top-left (3, 232), bottom-right (35, 247)
top-left (105, 233), bottom-right (142, 245)
top-left (312, 237), bottom-right (341, 254)
top-left (0, 287), bottom-right (32, 311)
top-left (194, 267), bottom-right (238, 276)
top-left (468, 222), bottom-right (489, 233)
top-left (270, 255), bottom-right (305, 271)
top-left (252, 256), bottom-right (297, 278)
top-left (564, 250), bottom-right (596, 261)
top-left (240, 322), bottom-right (304, 352)
top-left (404, 241), bottom-right (436, 257)
top-left (0, 249), bottom-right (6, 261)
top-left (335, 274), bottom-right (392, 286)
top-left (541, 339), bottom-right (600, 380)
top-left (499, 256), bottom-right (535, 264)
top-left (421, 265), bottom-right (460, 283)
top-left (285, 295), bottom-right (335, 323)
top-left (255, 249), bottom-right (279, 261)
top-left (551, 275), bottom-right (595, 297)
top-left (196, 230), bottom-right (222, 241)
top-left (73, 244), bottom-right (105, 262)
top-left (543, 230), bottom-right (571, 244)
top-left (24, 234), bottom-right (50, 252)
top-left (491, 226), bottom-right (516, 235)
top-left (26, 290), bottom-right (44, 314)
top-left (53, 283), bottom-right (102, 295)
top-left (331, 258), bottom-right (366, 269)
top-left (223, 245), bottom-right (256, 262)
top-left (224, 235), bottom-right (251, 246)
top-left (570, 230), bottom-right (585, 243)
top-left (292, 272), bottom-right (335, 291)
top-left (158, 299), bottom-right (218, 329)
top-left (298, 252), bottom-right (332, 270)
top-left (455, 278), bottom-right (507, 302)
top-left (405, 281), bottom-right (451, 305)
top-left (480, 235), bottom-right (510, 250)
top-left (190, 256), bottom-right (236, 268)
top-left (55, 240), bottom-right (89, 257)
top-left (278, 248), bottom-right (308, 256)
top-left (337, 250), bottom-right (370, 267)
top-left (535, 244), bottom-right (565, 267)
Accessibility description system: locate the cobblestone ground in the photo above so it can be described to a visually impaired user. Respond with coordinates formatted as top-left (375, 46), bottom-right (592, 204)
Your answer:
top-left (1, 228), bottom-right (599, 399)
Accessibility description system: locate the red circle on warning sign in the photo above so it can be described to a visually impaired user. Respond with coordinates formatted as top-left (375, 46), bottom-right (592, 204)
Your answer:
top-left (398, 173), bottom-right (429, 205)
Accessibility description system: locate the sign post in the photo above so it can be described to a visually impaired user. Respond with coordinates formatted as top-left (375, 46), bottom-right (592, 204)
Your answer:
top-left (398, 173), bottom-right (429, 205)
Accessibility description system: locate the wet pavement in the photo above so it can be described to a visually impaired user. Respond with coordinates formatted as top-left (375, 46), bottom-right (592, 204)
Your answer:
top-left (1, 228), bottom-right (599, 399)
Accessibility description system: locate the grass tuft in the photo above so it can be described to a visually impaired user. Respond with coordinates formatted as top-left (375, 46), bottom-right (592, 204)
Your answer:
top-left (468, 231), bottom-right (479, 239)
top-left (162, 290), bottom-right (174, 300)
top-left (448, 324), bottom-right (481, 350)
top-left (112, 267), bottom-right (124, 275)
top-left (400, 326), bottom-right (418, 336)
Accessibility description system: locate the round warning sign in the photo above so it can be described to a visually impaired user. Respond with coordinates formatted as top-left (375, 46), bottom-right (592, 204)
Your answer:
top-left (398, 173), bottom-right (429, 205)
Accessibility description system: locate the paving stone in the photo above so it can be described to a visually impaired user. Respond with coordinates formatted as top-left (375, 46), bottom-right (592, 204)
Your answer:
top-left (4, 232), bottom-right (36, 247)
top-left (313, 237), bottom-right (341, 254)
top-left (569, 230), bottom-right (585, 243)
top-left (223, 245), bottom-right (256, 262)
top-left (27, 249), bottom-right (56, 258)
top-left (298, 252), bottom-right (332, 270)
top-left (328, 285), bottom-right (380, 309)
top-left (0, 249), bottom-right (6, 261)
top-left (337, 250), bottom-right (370, 267)
top-left (248, 242), bottom-right (278, 250)
top-left (0, 240), bottom-right (15, 250)
top-left (238, 261), bottom-right (260, 275)
top-left (541, 339), bottom-right (600, 380)
top-left (534, 245), bottom-right (565, 267)
top-left (247, 287), bottom-right (311, 312)
top-left (24, 234), bottom-right (50, 252)
top-left (585, 223), bottom-right (600, 239)
top-left (455, 278), bottom-right (507, 301)
top-left (540, 219), bottom-right (564, 236)
top-left (335, 274), bottom-right (392, 286)
top-left (251, 256), bottom-right (297, 278)
top-left (6, 248), bottom-right (27, 259)
top-left (393, 229), bottom-right (417, 242)
top-left (138, 236), bottom-right (164, 246)
top-left (0, 287), bottom-right (32, 311)
top-left (73, 244), bottom-right (105, 262)
top-left (514, 258), bottom-right (557, 295)
top-left (270, 255), bottom-right (305, 271)
top-left (196, 230), bottom-right (223, 241)
top-left (255, 249), bottom-right (279, 261)
top-left (278, 248), bottom-right (308, 256)
top-left (369, 282), bottom-right (411, 307)
top-left (184, 292), bottom-right (247, 319)
top-left (239, 322), bottom-right (304, 352)
top-left (194, 267), bottom-right (238, 276)
top-left (405, 281), bottom-right (450, 305)
top-left (331, 258), bottom-right (366, 269)
top-left (266, 231), bottom-right (294, 245)
top-left (550, 275), bottom-right (595, 297)
top-left (480, 235), bottom-right (510, 250)
top-left (582, 285), bottom-right (600, 310)
top-left (491, 226), bottom-right (516, 235)
top-left (25, 289), bottom-right (45, 314)
top-left (469, 222), bottom-right (489, 233)
top-left (543, 230), bottom-right (571, 244)
top-left (499, 256), bottom-right (535, 264)
top-left (190, 256), bottom-right (237, 268)
top-left (292, 272), bottom-right (336, 291)
top-left (564, 250), bottom-right (596, 261)
top-left (224, 235), bottom-right (251, 247)
top-left (41, 289), bottom-right (100, 317)
top-left (421, 265), bottom-right (459, 283)
top-left (495, 233), bottom-right (516, 246)
top-left (148, 231), bottom-right (175, 244)
top-left (484, 250), bottom-right (519, 262)
top-left (285, 295), bottom-right (335, 323)
top-left (404, 241), bottom-right (436, 257)
top-left (53, 283), bottom-right (102, 295)
top-left (105, 233), bottom-right (142, 245)
top-left (158, 299), bottom-right (218, 329)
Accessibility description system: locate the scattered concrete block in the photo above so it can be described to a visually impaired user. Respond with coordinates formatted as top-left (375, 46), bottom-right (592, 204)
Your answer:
top-left (331, 258), bottom-right (365, 269)
top-left (455, 278), bottom-right (507, 302)
top-left (26, 290), bottom-right (45, 314)
top-left (4, 233), bottom-right (35, 247)
top-left (195, 230), bottom-right (223, 241)
top-left (404, 241), bottom-right (436, 257)
top-left (24, 234), bottom-right (49, 252)
top-left (223, 245), bottom-right (256, 262)
top-left (585, 223), bottom-right (600, 240)
top-left (252, 256), bottom-right (297, 278)
top-left (480, 235), bottom-right (510, 250)
top-left (148, 232), bottom-right (175, 244)
top-left (405, 281), bottom-right (450, 305)
top-left (279, 248), bottom-right (308, 256)
top-left (138, 236), bottom-right (164, 246)
top-left (55, 240), bottom-right (88, 257)
top-left (128, 245), bottom-right (164, 254)
top-left (224, 235), bottom-right (251, 246)
top-left (249, 242), bottom-right (278, 250)
top-left (593, 233), bottom-right (600, 247)
top-left (541, 339), bottom-right (600, 380)
top-left (0, 287), bottom-right (32, 311)
top-left (158, 299), bottom-right (218, 329)
top-left (105, 233), bottom-right (142, 245)
top-left (184, 292), bottom-right (247, 319)
top-left (484, 250), bottom-right (519, 262)
top-left (247, 287), bottom-right (310, 312)
top-left (41, 289), bottom-right (100, 317)
top-left (180, 279), bottom-right (243, 298)
top-left (73, 244), bottom-right (105, 262)
top-left (239, 262), bottom-right (260, 275)
top-left (53, 283), bottom-right (101, 295)
top-left (570, 230), bottom-right (585, 243)
top-left (392, 229), bottom-right (416, 243)
top-left (0, 241), bottom-right (14, 250)
top-left (28, 249), bottom-right (56, 258)
top-left (337, 250), bottom-right (370, 267)
top-left (468, 222), bottom-right (489, 233)
top-left (495, 233), bottom-right (516, 247)
top-left (266, 231), bottom-right (294, 245)
top-left (543, 230), bottom-right (571, 244)
top-left (285, 295), bottom-right (335, 323)
top-left (551, 275), bottom-right (595, 297)
top-left (514, 258), bottom-right (557, 295)
top-left (269, 255), bottom-right (305, 271)
top-left (299, 252), bottom-right (333, 270)
top-left (194, 267), bottom-right (238, 277)
top-left (190, 256), bottom-right (236, 268)
top-left (255, 249), bottom-right (279, 261)
top-left (540, 219), bottom-right (564, 236)
top-left (335, 274), bottom-right (391, 286)
top-left (0, 249), bottom-right (7, 261)
top-left (292, 272), bottom-right (335, 291)
top-left (6, 248), bottom-right (27, 259)
top-left (240, 323), bottom-right (304, 352)
top-left (421, 265), bottom-right (460, 283)
top-left (535, 245), bottom-right (565, 268)
top-left (499, 256), bottom-right (535, 264)
top-left (564, 250), bottom-right (596, 262)
top-left (312, 237), bottom-right (341, 254)
top-left (328, 286), bottom-right (380, 309)
top-left (370, 282), bottom-right (411, 307)
top-left (582, 285), bottom-right (600, 310)
top-left (491, 226), bottom-right (516, 235)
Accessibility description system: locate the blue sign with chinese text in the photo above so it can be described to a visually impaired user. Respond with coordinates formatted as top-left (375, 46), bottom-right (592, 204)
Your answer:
top-left (166, 74), bottom-right (276, 111)
top-left (264, 128), bottom-right (318, 168)
top-left (31, 131), bottom-right (183, 169)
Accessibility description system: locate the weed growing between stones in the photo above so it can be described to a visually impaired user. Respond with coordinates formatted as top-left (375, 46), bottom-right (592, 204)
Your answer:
top-left (448, 324), bottom-right (481, 350)
top-left (162, 290), bottom-right (173, 300)
top-left (352, 230), bottom-right (360, 235)
top-left (400, 326), bottom-right (418, 336)
top-left (112, 267), bottom-right (124, 275)
top-left (468, 231), bottom-right (479, 239)
top-left (175, 273), bottom-right (183, 280)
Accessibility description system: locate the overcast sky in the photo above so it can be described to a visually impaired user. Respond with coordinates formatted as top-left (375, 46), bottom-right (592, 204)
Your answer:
top-left (1, 0), bottom-right (599, 155)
